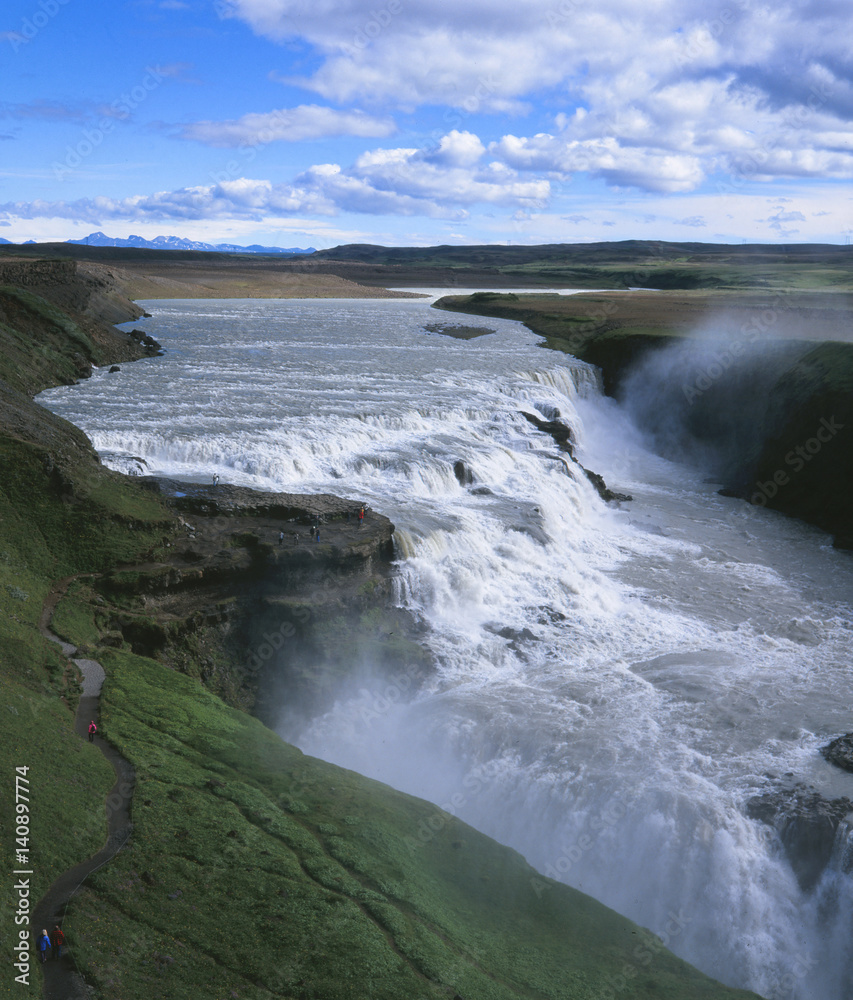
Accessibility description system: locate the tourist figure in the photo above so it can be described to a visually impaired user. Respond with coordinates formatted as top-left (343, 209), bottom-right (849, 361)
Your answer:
top-left (314, 524), bottom-right (320, 542)
top-left (52, 925), bottom-right (65, 960)
top-left (212, 473), bottom-right (220, 486)
top-left (279, 531), bottom-right (284, 545)
top-left (38, 930), bottom-right (50, 963)
top-left (358, 506), bottom-right (364, 527)
top-left (292, 531), bottom-right (299, 544)
top-left (88, 720), bottom-right (97, 742)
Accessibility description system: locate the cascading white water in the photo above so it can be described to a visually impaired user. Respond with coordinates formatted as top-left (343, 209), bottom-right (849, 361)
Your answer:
top-left (37, 295), bottom-right (853, 999)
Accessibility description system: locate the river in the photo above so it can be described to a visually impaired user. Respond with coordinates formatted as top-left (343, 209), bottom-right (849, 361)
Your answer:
top-left (37, 295), bottom-right (853, 999)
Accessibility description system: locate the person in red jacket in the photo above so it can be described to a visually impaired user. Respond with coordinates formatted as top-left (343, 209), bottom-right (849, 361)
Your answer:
top-left (88, 720), bottom-right (97, 742)
top-left (52, 925), bottom-right (65, 960)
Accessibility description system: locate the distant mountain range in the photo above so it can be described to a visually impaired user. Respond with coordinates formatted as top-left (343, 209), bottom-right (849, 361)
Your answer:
top-left (64, 232), bottom-right (316, 254)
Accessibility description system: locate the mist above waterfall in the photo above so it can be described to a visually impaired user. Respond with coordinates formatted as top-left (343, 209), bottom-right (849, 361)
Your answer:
top-left (617, 316), bottom-right (812, 484)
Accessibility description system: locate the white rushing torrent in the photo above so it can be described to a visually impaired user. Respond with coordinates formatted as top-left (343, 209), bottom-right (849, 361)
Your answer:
top-left (38, 296), bottom-right (853, 999)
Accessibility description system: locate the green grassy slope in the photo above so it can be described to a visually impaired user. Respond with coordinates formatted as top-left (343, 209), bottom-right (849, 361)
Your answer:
top-left (0, 284), bottom-right (97, 393)
top-left (0, 430), bottom-right (176, 987)
top-left (64, 645), bottom-right (756, 1000)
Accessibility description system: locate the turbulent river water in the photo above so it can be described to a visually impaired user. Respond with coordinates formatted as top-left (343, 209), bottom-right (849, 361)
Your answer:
top-left (38, 296), bottom-right (853, 999)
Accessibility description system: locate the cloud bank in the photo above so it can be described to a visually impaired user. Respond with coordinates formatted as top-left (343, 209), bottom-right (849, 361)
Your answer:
top-left (217, 0), bottom-right (853, 193)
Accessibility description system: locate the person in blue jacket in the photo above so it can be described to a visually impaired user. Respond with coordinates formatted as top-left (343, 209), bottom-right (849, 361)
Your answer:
top-left (38, 929), bottom-right (50, 963)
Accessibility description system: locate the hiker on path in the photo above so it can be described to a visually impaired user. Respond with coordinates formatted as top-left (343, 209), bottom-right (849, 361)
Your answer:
top-left (88, 720), bottom-right (97, 743)
top-left (358, 506), bottom-right (364, 527)
top-left (212, 473), bottom-right (220, 486)
top-left (38, 930), bottom-right (50, 963)
top-left (51, 926), bottom-right (65, 960)
top-left (279, 531), bottom-right (284, 545)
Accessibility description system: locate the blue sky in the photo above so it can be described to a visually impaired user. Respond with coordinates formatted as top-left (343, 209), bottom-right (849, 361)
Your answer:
top-left (2, 0), bottom-right (852, 248)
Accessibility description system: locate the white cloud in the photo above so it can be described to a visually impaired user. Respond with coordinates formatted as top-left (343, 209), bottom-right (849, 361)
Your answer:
top-left (179, 104), bottom-right (396, 146)
top-left (492, 133), bottom-right (704, 193)
top-left (0, 131), bottom-right (549, 224)
top-left (218, 0), bottom-right (853, 194)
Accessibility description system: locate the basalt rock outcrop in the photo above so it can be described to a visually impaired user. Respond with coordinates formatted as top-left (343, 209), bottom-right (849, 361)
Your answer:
top-left (453, 459), bottom-right (475, 485)
top-left (94, 476), bottom-right (431, 721)
top-left (520, 409), bottom-right (633, 503)
top-left (821, 733), bottom-right (853, 773)
top-left (746, 785), bottom-right (853, 891)
top-left (0, 257), bottom-right (161, 394)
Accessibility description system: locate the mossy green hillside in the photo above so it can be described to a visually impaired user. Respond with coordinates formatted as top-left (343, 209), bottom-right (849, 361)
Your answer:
top-left (62, 646), bottom-right (758, 1000)
top-left (49, 580), bottom-right (102, 650)
top-left (0, 423), bottom-right (175, 965)
top-left (0, 285), bottom-right (98, 394)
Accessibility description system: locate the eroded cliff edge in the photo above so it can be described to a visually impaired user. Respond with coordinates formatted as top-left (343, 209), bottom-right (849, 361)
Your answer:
top-left (90, 476), bottom-right (431, 722)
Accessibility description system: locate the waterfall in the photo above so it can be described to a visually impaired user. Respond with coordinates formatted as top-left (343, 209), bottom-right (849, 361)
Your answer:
top-left (36, 295), bottom-right (853, 999)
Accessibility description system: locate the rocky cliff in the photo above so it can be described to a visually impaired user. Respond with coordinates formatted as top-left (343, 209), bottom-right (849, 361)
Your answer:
top-left (88, 476), bottom-right (430, 721)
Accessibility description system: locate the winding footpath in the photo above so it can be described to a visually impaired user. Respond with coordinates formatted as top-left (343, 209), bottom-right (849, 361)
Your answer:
top-left (34, 577), bottom-right (135, 1000)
